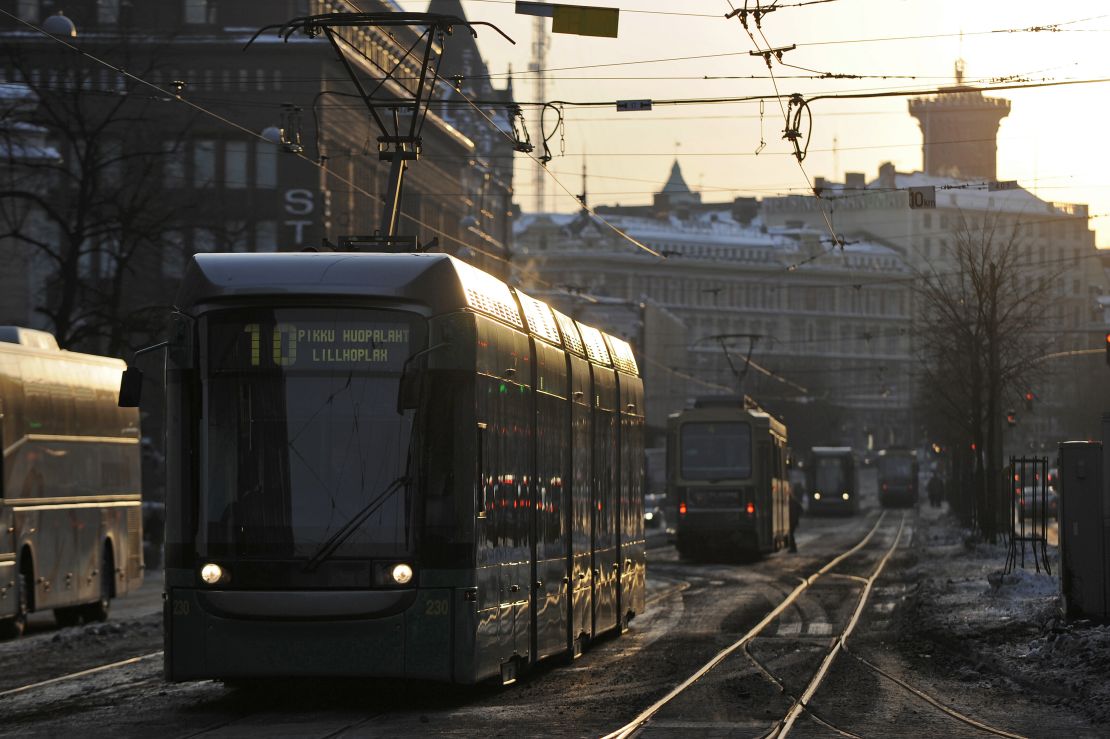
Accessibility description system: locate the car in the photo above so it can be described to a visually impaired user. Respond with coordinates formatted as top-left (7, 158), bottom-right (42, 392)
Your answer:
top-left (1016, 486), bottom-right (1057, 522)
top-left (644, 492), bottom-right (667, 530)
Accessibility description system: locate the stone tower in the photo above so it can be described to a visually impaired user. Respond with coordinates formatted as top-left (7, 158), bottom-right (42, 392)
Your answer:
top-left (908, 61), bottom-right (1010, 180)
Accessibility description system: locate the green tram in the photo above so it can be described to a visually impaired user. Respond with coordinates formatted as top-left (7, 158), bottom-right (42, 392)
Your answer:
top-left (0, 327), bottom-right (144, 636)
top-left (151, 253), bottom-right (645, 684)
top-left (667, 397), bottom-right (790, 559)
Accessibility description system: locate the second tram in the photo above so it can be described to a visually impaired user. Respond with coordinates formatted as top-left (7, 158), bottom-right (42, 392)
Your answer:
top-left (806, 447), bottom-right (859, 515)
top-left (668, 397), bottom-right (790, 559)
top-left (876, 448), bottom-right (919, 508)
top-left (142, 252), bottom-right (645, 684)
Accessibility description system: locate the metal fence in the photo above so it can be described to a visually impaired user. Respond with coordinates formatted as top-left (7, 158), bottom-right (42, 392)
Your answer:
top-left (1005, 455), bottom-right (1052, 574)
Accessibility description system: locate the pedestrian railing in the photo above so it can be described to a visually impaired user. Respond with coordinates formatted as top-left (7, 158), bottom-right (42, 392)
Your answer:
top-left (1004, 455), bottom-right (1051, 574)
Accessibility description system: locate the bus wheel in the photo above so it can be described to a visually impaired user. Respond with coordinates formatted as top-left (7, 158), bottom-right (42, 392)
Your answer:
top-left (82, 546), bottom-right (113, 623)
top-left (1, 568), bottom-right (31, 638)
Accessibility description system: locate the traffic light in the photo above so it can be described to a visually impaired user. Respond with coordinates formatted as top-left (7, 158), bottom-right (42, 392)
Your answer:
top-left (1106, 333), bottom-right (1110, 365)
top-left (1005, 410), bottom-right (1017, 427)
top-left (1023, 391), bottom-right (1034, 411)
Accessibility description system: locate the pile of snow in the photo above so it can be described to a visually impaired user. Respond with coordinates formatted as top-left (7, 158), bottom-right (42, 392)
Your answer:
top-left (986, 567), bottom-right (1059, 599)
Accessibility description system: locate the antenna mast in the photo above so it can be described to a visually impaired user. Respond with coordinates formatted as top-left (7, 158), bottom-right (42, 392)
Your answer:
top-left (530, 16), bottom-right (548, 212)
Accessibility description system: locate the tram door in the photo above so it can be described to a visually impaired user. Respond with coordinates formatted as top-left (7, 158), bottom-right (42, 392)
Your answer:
top-left (568, 354), bottom-right (593, 648)
top-left (533, 342), bottom-right (569, 660)
top-left (617, 374), bottom-right (644, 620)
top-left (592, 367), bottom-right (619, 635)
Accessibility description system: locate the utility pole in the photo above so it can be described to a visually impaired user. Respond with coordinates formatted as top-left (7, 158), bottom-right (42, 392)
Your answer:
top-left (986, 261), bottom-right (1002, 541)
top-left (530, 16), bottom-right (547, 213)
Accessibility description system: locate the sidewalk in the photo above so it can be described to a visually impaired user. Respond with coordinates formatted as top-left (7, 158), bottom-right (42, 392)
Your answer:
top-left (900, 505), bottom-right (1110, 727)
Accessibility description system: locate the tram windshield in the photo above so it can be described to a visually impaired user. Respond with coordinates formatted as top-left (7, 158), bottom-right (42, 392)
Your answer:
top-left (878, 455), bottom-right (914, 481)
top-left (680, 422), bottom-right (752, 480)
top-left (201, 307), bottom-right (426, 559)
top-left (814, 456), bottom-right (850, 493)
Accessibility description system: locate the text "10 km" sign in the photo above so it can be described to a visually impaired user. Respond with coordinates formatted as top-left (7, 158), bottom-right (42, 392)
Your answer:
top-left (908, 186), bottom-right (936, 209)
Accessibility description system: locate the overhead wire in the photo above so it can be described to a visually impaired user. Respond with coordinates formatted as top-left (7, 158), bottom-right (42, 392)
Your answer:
top-left (429, 12), bottom-right (1110, 79)
top-left (0, 8), bottom-right (530, 278)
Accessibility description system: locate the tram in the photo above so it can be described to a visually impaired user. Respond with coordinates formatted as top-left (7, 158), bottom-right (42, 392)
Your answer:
top-left (876, 447), bottom-right (919, 508)
top-left (0, 327), bottom-right (144, 636)
top-left (134, 252), bottom-right (645, 684)
top-left (667, 397), bottom-right (790, 559)
top-left (806, 446), bottom-right (859, 515)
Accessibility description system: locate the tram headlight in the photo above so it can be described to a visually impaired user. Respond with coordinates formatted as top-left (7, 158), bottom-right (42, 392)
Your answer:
top-left (842, 493), bottom-right (850, 500)
top-left (391, 563), bottom-right (414, 585)
top-left (813, 492), bottom-right (821, 501)
top-left (200, 563), bottom-right (226, 585)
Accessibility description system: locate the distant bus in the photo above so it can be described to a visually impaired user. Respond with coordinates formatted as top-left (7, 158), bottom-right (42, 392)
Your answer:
top-left (876, 448), bottom-right (919, 508)
top-left (0, 327), bottom-right (144, 637)
top-left (806, 446), bottom-right (858, 515)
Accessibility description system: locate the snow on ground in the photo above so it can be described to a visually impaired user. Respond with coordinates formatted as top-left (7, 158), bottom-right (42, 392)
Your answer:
top-left (905, 505), bottom-right (1110, 726)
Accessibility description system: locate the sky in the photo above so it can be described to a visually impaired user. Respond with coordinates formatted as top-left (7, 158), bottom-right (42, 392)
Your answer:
top-left (400, 0), bottom-right (1110, 247)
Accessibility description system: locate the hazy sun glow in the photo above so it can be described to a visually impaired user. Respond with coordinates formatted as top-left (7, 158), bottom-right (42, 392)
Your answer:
top-left (408, 0), bottom-right (1110, 246)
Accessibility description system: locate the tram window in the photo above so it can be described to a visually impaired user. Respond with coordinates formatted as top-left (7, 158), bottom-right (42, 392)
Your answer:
top-left (680, 422), bottom-right (752, 480)
top-left (814, 457), bottom-right (850, 493)
top-left (878, 456), bottom-right (913, 479)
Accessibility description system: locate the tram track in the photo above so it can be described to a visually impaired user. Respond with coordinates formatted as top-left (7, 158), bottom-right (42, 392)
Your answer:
top-left (716, 509), bottom-right (1028, 739)
top-left (0, 650), bottom-right (164, 700)
top-left (601, 510), bottom-right (891, 739)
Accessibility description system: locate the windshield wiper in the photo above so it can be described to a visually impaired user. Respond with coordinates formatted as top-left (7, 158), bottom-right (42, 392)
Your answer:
top-left (302, 474), bottom-right (409, 573)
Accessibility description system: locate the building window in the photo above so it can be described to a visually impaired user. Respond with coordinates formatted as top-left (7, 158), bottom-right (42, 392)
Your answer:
top-left (162, 231), bottom-right (186, 279)
top-left (225, 141), bottom-right (247, 189)
top-left (193, 140), bottom-right (216, 188)
top-left (228, 221), bottom-right (249, 252)
top-left (98, 0), bottom-right (119, 24)
top-left (163, 141), bottom-right (186, 187)
top-left (194, 228), bottom-right (218, 252)
top-left (183, 0), bottom-right (212, 24)
top-left (255, 141), bottom-right (277, 188)
top-left (17, 0), bottom-right (37, 22)
top-left (256, 221), bottom-right (278, 252)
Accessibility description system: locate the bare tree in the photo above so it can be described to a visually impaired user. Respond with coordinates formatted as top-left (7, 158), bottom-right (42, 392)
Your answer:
top-left (0, 40), bottom-right (197, 354)
top-left (914, 211), bottom-right (1060, 540)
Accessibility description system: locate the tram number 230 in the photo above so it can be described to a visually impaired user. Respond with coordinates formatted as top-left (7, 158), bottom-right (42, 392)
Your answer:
top-left (425, 599), bottom-right (449, 617)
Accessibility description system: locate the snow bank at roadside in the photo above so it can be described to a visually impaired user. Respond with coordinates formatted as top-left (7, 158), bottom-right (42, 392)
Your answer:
top-left (907, 508), bottom-right (1110, 725)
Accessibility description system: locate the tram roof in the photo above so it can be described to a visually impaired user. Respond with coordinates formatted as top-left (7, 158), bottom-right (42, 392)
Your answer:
top-left (177, 253), bottom-right (639, 375)
top-left (177, 252), bottom-right (475, 316)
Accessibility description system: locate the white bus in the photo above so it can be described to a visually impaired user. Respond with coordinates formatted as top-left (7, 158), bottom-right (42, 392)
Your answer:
top-left (0, 327), bottom-right (144, 636)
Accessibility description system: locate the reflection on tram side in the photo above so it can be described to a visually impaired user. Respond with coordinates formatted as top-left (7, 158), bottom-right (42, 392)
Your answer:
top-left (125, 252), bottom-right (644, 684)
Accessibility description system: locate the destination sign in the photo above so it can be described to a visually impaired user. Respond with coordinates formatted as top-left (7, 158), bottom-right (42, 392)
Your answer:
top-left (210, 317), bottom-right (415, 373)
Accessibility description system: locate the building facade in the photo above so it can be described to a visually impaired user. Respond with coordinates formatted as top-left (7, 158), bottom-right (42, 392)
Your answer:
top-left (513, 166), bottom-right (916, 451)
top-left (0, 0), bottom-right (517, 351)
top-left (763, 84), bottom-right (1107, 450)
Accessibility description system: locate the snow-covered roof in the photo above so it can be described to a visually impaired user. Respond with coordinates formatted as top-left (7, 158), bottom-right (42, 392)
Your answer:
top-left (879, 171), bottom-right (1086, 218)
top-left (515, 208), bottom-right (908, 273)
